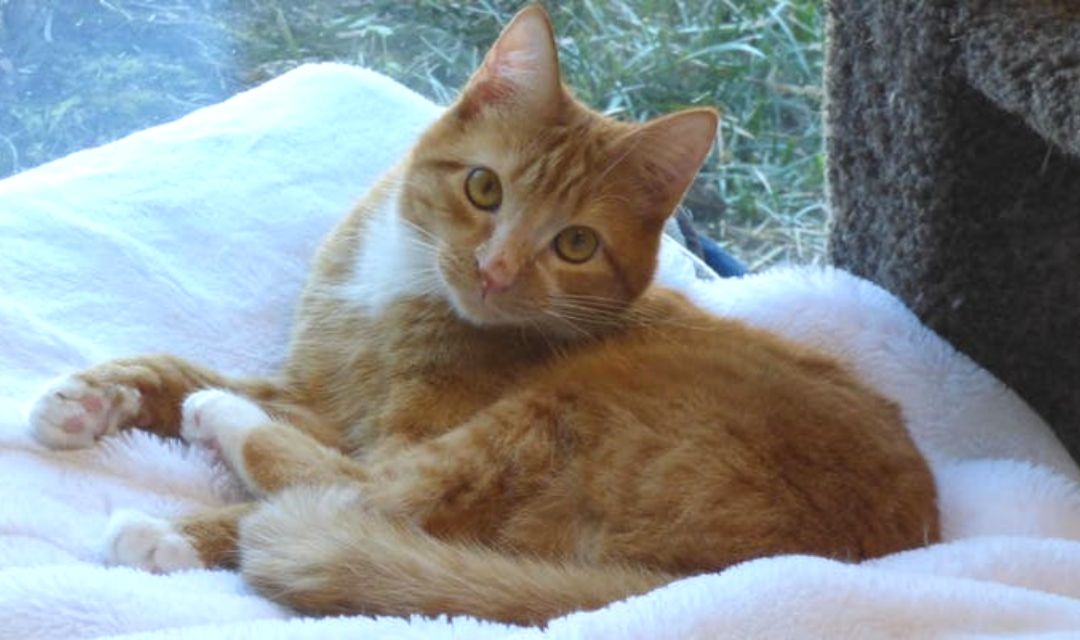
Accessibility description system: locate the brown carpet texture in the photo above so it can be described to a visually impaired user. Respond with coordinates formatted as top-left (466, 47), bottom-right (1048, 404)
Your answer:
top-left (826, 0), bottom-right (1080, 460)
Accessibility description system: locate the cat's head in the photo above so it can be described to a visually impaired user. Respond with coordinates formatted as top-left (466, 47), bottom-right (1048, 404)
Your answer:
top-left (400, 5), bottom-right (717, 336)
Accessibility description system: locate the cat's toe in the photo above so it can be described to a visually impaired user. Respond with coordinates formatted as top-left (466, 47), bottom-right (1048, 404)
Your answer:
top-left (103, 510), bottom-right (203, 574)
top-left (28, 375), bottom-right (141, 449)
top-left (180, 389), bottom-right (269, 451)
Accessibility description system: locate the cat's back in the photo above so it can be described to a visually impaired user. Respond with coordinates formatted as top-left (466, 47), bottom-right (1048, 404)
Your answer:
top-left (509, 287), bottom-right (939, 570)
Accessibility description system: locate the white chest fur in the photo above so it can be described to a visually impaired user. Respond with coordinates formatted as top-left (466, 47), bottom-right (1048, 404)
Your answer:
top-left (344, 184), bottom-right (445, 313)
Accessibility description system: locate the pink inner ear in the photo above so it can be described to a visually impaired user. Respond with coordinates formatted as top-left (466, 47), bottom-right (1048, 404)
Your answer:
top-left (475, 76), bottom-right (516, 105)
top-left (456, 6), bottom-right (560, 120)
top-left (457, 53), bottom-right (514, 119)
top-left (461, 71), bottom-right (517, 118)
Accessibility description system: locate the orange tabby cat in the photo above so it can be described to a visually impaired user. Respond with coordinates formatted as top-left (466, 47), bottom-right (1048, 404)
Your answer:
top-left (28, 5), bottom-right (939, 625)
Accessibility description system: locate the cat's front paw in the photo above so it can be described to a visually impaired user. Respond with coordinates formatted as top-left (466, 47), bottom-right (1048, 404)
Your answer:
top-left (102, 510), bottom-right (204, 574)
top-left (28, 375), bottom-right (142, 449)
top-left (180, 389), bottom-right (269, 455)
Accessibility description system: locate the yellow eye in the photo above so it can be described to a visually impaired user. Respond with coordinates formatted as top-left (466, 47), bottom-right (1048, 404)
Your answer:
top-left (553, 226), bottom-right (600, 263)
top-left (465, 167), bottom-right (502, 211)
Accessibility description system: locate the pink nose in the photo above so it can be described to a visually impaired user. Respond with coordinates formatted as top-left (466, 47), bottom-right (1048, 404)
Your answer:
top-left (478, 257), bottom-right (515, 298)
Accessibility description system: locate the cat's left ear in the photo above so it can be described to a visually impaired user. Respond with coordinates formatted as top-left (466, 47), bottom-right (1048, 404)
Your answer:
top-left (456, 5), bottom-right (562, 119)
top-left (621, 108), bottom-right (719, 222)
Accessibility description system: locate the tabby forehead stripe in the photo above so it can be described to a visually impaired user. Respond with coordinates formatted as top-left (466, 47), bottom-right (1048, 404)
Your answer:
top-left (416, 158), bottom-right (471, 173)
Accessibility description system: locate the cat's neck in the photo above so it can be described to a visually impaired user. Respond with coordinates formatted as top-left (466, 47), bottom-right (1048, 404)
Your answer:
top-left (344, 178), bottom-right (444, 315)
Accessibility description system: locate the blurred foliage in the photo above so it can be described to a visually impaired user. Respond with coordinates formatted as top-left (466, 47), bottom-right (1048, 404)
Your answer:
top-left (0, 0), bottom-right (825, 267)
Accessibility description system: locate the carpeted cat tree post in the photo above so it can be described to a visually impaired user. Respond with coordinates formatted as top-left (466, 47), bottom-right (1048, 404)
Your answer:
top-left (825, 1), bottom-right (1080, 460)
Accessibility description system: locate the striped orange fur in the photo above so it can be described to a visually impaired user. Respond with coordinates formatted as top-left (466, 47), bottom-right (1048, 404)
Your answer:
top-left (33, 5), bottom-right (939, 624)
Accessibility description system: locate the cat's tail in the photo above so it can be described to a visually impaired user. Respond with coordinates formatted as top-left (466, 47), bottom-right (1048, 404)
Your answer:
top-left (238, 485), bottom-right (675, 624)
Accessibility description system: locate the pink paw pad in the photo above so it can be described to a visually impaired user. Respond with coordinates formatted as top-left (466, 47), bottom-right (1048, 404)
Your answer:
top-left (56, 392), bottom-right (107, 435)
top-left (80, 394), bottom-right (105, 415)
top-left (29, 375), bottom-right (141, 450)
top-left (60, 416), bottom-right (86, 435)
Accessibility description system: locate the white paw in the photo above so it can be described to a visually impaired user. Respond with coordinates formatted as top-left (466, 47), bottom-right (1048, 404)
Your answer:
top-left (180, 389), bottom-right (268, 455)
top-left (102, 510), bottom-right (203, 574)
top-left (27, 375), bottom-right (141, 449)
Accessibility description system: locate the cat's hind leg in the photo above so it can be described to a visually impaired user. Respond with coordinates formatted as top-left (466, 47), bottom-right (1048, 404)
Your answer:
top-left (103, 503), bottom-right (255, 572)
top-left (102, 388), bottom-right (366, 574)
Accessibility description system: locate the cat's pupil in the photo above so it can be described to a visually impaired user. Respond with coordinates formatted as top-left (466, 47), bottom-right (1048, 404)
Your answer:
top-left (554, 225), bottom-right (599, 263)
top-left (465, 167), bottom-right (502, 211)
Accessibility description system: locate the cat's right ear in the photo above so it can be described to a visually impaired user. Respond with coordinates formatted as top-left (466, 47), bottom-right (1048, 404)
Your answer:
top-left (455, 5), bottom-right (562, 120)
top-left (616, 108), bottom-right (720, 223)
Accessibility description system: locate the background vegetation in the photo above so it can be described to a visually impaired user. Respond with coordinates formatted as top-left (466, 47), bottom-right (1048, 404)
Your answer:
top-left (0, 0), bottom-right (825, 268)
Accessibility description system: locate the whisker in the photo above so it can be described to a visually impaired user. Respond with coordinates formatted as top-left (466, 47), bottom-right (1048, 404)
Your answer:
top-left (525, 315), bottom-right (567, 360)
top-left (398, 216), bottom-right (440, 244)
top-left (541, 309), bottom-right (593, 340)
top-left (548, 294), bottom-right (714, 333)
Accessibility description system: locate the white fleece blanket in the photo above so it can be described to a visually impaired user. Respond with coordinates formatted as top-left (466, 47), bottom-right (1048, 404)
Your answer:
top-left (4, 64), bottom-right (1080, 639)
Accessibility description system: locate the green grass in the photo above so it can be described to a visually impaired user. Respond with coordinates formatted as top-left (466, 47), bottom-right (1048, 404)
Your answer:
top-left (0, 0), bottom-right (825, 267)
